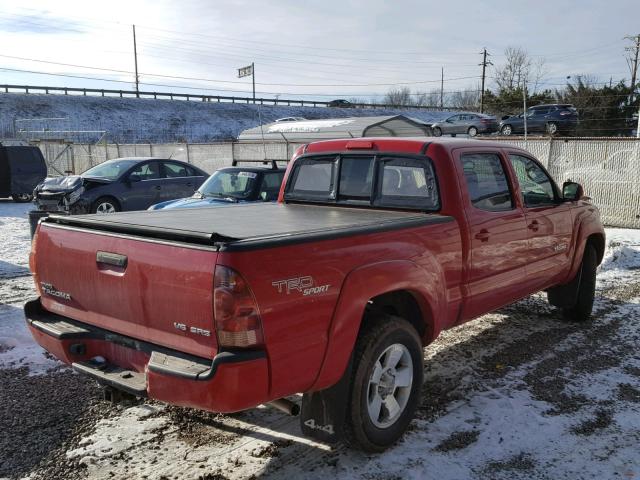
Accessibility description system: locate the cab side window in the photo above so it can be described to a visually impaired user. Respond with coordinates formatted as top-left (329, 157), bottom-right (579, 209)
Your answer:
top-left (258, 172), bottom-right (285, 201)
top-left (509, 155), bottom-right (556, 207)
top-left (460, 153), bottom-right (513, 211)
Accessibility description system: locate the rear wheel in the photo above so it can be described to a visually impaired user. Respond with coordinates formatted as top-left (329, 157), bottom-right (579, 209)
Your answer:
top-left (563, 244), bottom-right (597, 322)
top-left (92, 197), bottom-right (120, 214)
top-left (345, 314), bottom-right (423, 452)
top-left (11, 193), bottom-right (33, 203)
top-left (432, 127), bottom-right (442, 137)
top-left (467, 126), bottom-right (478, 137)
top-left (546, 122), bottom-right (559, 135)
top-left (501, 124), bottom-right (513, 135)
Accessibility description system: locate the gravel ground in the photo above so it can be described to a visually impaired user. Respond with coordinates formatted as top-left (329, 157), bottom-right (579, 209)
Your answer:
top-left (1, 201), bottom-right (639, 480)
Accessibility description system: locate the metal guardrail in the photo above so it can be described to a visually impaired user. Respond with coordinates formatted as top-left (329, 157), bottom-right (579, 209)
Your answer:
top-left (0, 83), bottom-right (458, 111)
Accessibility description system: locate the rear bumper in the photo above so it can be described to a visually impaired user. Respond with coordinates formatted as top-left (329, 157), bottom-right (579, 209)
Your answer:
top-left (24, 299), bottom-right (270, 413)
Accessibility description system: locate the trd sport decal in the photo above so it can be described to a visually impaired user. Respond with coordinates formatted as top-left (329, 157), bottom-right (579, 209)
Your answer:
top-left (272, 276), bottom-right (330, 296)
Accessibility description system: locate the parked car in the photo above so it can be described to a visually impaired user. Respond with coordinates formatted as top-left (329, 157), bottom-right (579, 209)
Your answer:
top-left (148, 163), bottom-right (285, 210)
top-left (26, 137), bottom-right (603, 452)
top-left (499, 104), bottom-right (578, 136)
top-left (33, 157), bottom-right (208, 214)
top-left (275, 117), bottom-right (307, 122)
top-left (328, 99), bottom-right (353, 108)
top-left (0, 143), bottom-right (47, 202)
top-left (431, 113), bottom-right (498, 137)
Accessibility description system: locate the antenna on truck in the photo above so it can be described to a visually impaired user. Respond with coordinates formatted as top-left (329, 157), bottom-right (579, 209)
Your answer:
top-left (256, 104), bottom-right (272, 168)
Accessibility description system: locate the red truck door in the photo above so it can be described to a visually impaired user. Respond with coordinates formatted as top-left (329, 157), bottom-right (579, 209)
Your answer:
top-left (454, 149), bottom-right (530, 320)
top-left (506, 153), bottom-right (573, 288)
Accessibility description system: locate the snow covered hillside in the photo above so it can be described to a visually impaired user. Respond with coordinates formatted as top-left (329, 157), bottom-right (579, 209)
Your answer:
top-left (0, 93), bottom-right (454, 143)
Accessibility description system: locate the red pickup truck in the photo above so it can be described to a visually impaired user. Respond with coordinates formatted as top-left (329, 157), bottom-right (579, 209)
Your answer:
top-left (25, 137), bottom-right (604, 451)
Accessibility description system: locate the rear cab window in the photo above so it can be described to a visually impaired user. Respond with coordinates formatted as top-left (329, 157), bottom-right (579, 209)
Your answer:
top-left (285, 153), bottom-right (439, 211)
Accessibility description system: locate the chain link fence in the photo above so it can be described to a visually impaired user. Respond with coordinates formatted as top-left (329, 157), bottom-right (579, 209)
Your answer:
top-left (29, 137), bottom-right (640, 228)
top-left (482, 137), bottom-right (640, 228)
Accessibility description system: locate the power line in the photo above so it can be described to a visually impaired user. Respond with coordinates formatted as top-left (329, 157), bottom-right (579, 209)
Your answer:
top-left (0, 53), bottom-right (483, 88)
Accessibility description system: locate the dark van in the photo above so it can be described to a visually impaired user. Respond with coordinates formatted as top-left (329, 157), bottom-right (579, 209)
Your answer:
top-left (0, 143), bottom-right (47, 202)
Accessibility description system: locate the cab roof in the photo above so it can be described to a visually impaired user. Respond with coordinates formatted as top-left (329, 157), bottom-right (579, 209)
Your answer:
top-left (303, 136), bottom-right (530, 156)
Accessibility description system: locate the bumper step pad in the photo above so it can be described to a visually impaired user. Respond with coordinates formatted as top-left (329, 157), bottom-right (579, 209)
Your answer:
top-left (72, 359), bottom-right (147, 397)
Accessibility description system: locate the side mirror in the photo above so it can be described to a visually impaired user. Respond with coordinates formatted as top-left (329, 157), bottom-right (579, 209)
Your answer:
top-left (501, 115), bottom-right (510, 120)
top-left (128, 174), bottom-right (142, 183)
top-left (563, 181), bottom-right (584, 201)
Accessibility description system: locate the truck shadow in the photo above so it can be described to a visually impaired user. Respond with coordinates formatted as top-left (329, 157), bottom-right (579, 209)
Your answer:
top-left (0, 260), bottom-right (30, 278)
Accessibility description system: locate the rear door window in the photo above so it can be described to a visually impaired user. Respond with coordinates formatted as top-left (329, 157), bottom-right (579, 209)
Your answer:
top-left (374, 157), bottom-right (439, 210)
top-left (460, 153), bottom-right (513, 211)
top-left (162, 161), bottom-right (189, 178)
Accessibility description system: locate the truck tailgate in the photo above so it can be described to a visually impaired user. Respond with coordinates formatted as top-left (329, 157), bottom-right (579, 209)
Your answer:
top-left (34, 223), bottom-right (218, 359)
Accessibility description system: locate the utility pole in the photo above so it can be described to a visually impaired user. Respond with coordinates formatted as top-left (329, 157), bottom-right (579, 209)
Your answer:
top-left (440, 67), bottom-right (444, 110)
top-left (479, 48), bottom-right (492, 113)
top-left (252, 62), bottom-right (255, 103)
top-left (625, 34), bottom-right (640, 97)
top-left (523, 76), bottom-right (528, 145)
top-left (132, 25), bottom-right (140, 98)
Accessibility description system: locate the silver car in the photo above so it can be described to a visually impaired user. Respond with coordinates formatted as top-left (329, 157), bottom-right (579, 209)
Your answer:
top-left (431, 113), bottom-right (498, 137)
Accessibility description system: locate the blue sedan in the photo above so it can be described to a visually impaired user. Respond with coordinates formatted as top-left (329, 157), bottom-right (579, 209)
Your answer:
top-left (149, 166), bottom-right (285, 210)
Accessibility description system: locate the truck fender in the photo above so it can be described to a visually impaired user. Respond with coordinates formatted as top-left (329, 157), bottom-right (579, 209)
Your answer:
top-left (309, 258), bottom-right (446, 392)
top-left (564, 210), bottom-right (605, 284)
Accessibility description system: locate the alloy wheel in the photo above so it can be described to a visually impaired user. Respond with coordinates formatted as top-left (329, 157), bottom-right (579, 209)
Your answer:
top-left (367, 343), bottom-right (414, 429)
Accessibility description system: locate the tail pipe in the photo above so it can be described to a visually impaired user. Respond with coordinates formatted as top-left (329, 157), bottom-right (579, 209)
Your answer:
top-left (268, 398), bottom-right (300, 416)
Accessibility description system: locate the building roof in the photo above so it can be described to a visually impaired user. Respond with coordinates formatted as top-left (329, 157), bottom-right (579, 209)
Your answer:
top-left (237, 115), bottom-right (431, 142)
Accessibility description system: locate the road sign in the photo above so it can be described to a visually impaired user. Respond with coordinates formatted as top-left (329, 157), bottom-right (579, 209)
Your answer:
top-left (238, 65), bottom-right (253, 78)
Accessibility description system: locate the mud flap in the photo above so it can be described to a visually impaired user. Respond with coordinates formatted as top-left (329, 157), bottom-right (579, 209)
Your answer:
top-left (547, 265), bottom-right (582, 308)
top-left (300, 356), bottom-right (353, 443)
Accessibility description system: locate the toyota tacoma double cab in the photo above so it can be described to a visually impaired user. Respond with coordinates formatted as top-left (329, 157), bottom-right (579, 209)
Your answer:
top-left (25, 137), bottom-right (604, 451)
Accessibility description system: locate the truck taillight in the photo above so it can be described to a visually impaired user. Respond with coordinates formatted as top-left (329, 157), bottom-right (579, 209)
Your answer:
top-left (29, 226), bottom-right (41, 295)
top-left (213, 265), bottom-right (264, 348)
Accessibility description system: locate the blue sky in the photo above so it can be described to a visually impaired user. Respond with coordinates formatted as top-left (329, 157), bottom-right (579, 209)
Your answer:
top-left (0, 0), bottom-right (637, 100)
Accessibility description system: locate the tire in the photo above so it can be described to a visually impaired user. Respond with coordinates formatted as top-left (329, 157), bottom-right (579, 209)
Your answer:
top-left (563, 244), bottom-right (597, 322)
top-left (92, 197), bottom-right (120, 214)
top-left (433, 127), bottom-right (442, 137)
top-left (546, 122), bottom-right (559, 135)
top-left (345, 314), bottom-right (423, 452)
top-left (12, 193), bottom-right (33, 203)
top-left (467, 126), bottom-right (478, 137)
top-left (501, 124), bottom-right (513, 135)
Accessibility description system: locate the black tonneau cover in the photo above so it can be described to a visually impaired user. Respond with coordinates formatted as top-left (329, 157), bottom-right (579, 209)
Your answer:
top-left (44, 203), bottom-right (452, 250)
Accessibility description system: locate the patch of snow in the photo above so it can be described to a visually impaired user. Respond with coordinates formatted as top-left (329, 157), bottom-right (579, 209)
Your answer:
top-left (66, 404), bottom-right (168, 462)
top-left (267, 119), bottom-right (354, 133)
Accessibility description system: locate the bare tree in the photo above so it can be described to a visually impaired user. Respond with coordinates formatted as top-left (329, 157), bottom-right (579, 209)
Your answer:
top-left (383, 87), bottom-right (413, 106)
top-left (494, 47), bottom-right (546, 92)
top-left (413, 89), bottom-right (442, 107)
top-left (447, 86), bottom-right (480, 110)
